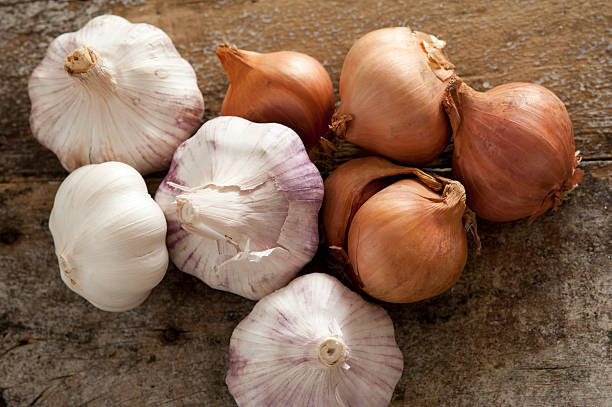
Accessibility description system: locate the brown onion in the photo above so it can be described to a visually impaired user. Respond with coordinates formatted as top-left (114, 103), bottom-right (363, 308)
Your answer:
top-left (443, 77), bottom-right (584, 222)
top-left (216, 43), bottom-right (334, 148)
top-left (330, 27), bottom-right (455, 165)
top-left (322, 156), bottom-right (474, 303)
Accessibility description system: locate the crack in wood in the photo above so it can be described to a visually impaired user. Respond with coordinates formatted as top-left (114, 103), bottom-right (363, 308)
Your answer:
top-left (582, 156), bottom-right (612, 161)
top-left (76, 394), bottom-right (104, 407)
top-left (0, 0), bottom-right (89, 7)
top-left (0, 337), bottom-right (34, 359)
top-left (519, 365), bottom-right (584, 371)
top-left (153, 327), bottom-right (190, 344)
top-left (151, 390), bottom-right (208, 406)
top-left (49, 374), bottom-right (75, 382)
top-left (28, 386), bottom-right (49, 407)
top-left (0, 227), bottom-right (21, 245)
top-left (0, 1), bottom-right (610, 405)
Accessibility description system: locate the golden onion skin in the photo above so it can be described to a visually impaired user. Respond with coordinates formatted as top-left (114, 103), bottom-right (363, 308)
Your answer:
top-left (332, 27), bottom-right (454, 165)
top-left (347, 179), bottom-right (468, 303)
top-left (322, 156), bottom-right (470, 303)
top-left (217, 44), bottom-right (334, 149)
top-left (445, 78), bottom-right (583, 222)
top-left (321, 156), bottom-right (441, 249)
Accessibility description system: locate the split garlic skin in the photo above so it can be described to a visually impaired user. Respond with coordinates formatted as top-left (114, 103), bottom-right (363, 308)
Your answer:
top-left (49, 161), bottom-right (169, 312)
top-left (28, 15), bottom-right (204, 175)
top-left (226, 273), bottom-right (404, 406)
top-left (155, 116), bottom-right (324, 300)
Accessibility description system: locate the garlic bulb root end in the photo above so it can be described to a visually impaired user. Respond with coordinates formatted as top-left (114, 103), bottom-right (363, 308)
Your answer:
top-left (58, 252), bottom-right (77, 285)
top-left (329, 112), bottom-right (353, 138)
top-left (64, 45), bottom-right (97, 75)
top-left (318, 337), bottom-right (346, 367)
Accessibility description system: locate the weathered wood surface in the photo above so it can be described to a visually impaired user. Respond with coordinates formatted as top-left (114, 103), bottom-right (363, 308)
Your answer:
top-left (0, 0), bottom-right (610, 406)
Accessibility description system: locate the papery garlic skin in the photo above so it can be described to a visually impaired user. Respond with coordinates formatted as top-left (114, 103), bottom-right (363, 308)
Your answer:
top-left (49, 161), bottom-right (168, 312)
top-left (226, 273), bottom-right (404, 407)
top-left (28, 14), bottom-right (204, 175)
top-left (155, 116), bottom-right (323, 300)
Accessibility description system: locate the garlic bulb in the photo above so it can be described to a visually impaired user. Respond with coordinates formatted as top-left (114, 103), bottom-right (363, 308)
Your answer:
top-left (28, 15), bottom-right (204, 175)
top-left (49, 161), bottom-right (168, 312)
top-left (226, 273), bottom-right (403, 406)
top-left (154, 116), bottom-right (323, 300)
top-left (322, 156), bottom-right (473, 303)
top-left (217, 43), bottom-right (334, 148)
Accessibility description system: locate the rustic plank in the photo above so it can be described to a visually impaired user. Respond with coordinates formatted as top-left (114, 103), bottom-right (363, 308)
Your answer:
top-left (1, 162), bottom-right (611, 406)
top-left (1, 0), bottom-right (611, 406)
top-left (0, 0), bottom-right (610, 180)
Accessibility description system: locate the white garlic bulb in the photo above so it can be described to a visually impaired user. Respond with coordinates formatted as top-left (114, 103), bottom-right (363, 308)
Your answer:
top-left (49, 161), bottom-right (169, 312)
top-left (28, 14), bottom-right (205, 175)
top-left (155, 116), bottom-right (323, 300)
top-left (226, 273), bottom-right (404, 406)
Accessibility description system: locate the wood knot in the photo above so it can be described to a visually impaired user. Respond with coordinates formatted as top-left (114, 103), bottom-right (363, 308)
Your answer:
top-left (159, 327), bottom-right (186, 345)
top-left (0, 227), bottom-right (21, 245)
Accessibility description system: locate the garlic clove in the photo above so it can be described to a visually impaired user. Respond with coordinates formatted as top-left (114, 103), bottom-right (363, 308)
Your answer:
top-left (216, 43), bottom-right (335, 148)
top-left (49, 161), bottom-right (169, 312)
top-left (155, 116), bottom-right (323, 300)
top-left (28, 15), bottom-right (204, 175)
top-left (226, 273), bottom-right (403, 407)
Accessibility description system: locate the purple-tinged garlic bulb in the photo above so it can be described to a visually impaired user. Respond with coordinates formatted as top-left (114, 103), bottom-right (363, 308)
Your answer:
top-left (28, 15), bottom-right (204, 175)
top-left (155, 116), bottom-right (323, 300)
top-left (226, 273), bottom-right (404, 406)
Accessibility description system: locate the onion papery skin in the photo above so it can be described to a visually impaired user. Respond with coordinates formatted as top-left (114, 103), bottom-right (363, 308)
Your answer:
top-left (217, 44), bottom-right (335, 148)
top-left (444, 78), bottom-right (584, 222)
top-left (331, 27), bottom-right (455, 165)
top-left (322, 156), bottom-right (441, 250)
top-left (348, 179), bottom-right (467, 303)
top-left (322, 156), bottom-right (469, 303)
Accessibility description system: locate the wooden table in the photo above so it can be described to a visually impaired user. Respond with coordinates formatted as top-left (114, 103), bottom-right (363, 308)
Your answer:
top-left (1, 0), bottom-right (610, 405)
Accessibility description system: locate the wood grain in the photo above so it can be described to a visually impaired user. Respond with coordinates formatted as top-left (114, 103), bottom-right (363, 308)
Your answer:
top-left (1, 164), bottom-right (610, 406)
top-left (0, 0), bottom-right (610, 181)
top-left (0, 0), bottom-right (611, 406)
